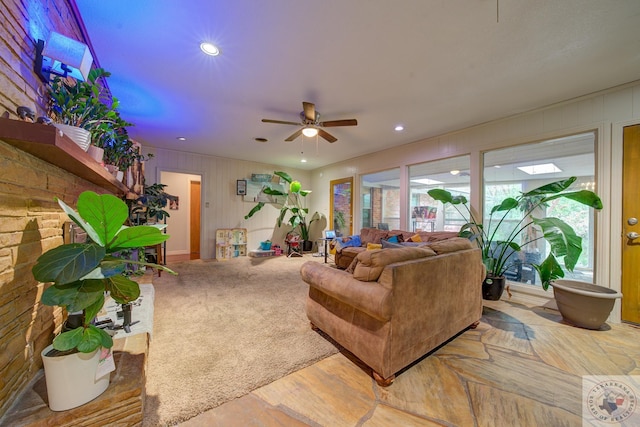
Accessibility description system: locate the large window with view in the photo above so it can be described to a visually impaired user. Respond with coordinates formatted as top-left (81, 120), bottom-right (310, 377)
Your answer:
top-left (409, 155), bottom-right (471, 233)
top-left (360, 168), bottom-right (400, 231)
top-left (483, 132), bottom-right (597, 287)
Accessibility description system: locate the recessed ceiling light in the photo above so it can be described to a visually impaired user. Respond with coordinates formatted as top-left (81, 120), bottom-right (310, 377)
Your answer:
top-left (394, 125), bottom-right (404, 132)
top-left (200, 42), bottom-right (220, 56)
top-left (301, 158), bottom-right (307, 163)
top-left (177, 137), bottom-right (186, 141)
top-left (517, 163), bottom-right (562, 175)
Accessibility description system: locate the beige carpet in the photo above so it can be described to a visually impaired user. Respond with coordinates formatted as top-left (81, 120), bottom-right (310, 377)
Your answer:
top-left (142, 254), bottom-right (338, 426)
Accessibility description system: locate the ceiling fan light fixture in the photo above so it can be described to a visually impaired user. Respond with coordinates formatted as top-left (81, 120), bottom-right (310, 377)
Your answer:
top-left (302, 127), bottom-right (318, 137)
top-left (200, 42), bottom-right (220, 56)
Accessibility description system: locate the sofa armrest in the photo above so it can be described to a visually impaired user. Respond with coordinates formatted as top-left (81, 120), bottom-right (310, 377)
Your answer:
top-left (300, 261), bottom-right (392, 321)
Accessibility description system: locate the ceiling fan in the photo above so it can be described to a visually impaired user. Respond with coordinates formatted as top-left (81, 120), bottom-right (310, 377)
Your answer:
top-left (262, 101), bottom-right (357, 143)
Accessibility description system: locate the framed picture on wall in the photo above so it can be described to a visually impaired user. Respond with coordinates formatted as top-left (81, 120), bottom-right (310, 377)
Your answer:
top-left (237, 179), bottom-right (247, 195)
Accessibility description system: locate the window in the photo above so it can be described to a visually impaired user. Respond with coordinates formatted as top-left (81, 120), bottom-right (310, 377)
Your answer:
top-left (361, 168), bottom-right (400, 231)
top-left (409, 155), bottom-right (471, 232)
top-left (483, 132), bottom-right (597, 285)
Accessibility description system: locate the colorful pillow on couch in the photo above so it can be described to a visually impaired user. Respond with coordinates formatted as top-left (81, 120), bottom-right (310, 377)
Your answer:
top-left (366, 242), bottom-right (383, 250)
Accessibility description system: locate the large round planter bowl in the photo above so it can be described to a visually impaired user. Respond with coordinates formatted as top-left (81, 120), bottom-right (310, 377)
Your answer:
top-left (552, 279), bottom-right (622, 330)
top-left (41, 344), bottom-right (110, 411)
top-left (53, 124), bottom-right (91, 151)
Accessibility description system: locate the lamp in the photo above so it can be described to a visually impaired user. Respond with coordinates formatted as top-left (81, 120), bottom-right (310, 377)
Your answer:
top-left (302, 126), bottom-right (318, 137)
top-left (35, 32), bottom-right (93, 83)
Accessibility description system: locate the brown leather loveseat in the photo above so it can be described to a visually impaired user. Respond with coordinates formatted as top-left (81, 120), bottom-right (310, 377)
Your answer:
top-left (300, 237), bottom-right (485, 386)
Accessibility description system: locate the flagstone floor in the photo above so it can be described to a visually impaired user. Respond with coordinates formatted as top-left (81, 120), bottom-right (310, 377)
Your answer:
top-left (180, 299), bottom-right (640, 427)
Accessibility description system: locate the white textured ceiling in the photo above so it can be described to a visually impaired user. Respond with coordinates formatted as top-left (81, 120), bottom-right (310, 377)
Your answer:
top-left (75, 0), bottom-right (640, 170)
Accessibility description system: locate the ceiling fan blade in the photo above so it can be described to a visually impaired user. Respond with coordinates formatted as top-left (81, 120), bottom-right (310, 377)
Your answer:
top-left (262, 119), bottom-right (300, 126)
top-left (318, 129), bottom-right (337, 143)
top-left (285, 129), bottom-right (303, 142)
top-left (320, 119), bottom-right (358, 127)
top-left (302, 102), bottom-right (315, 122)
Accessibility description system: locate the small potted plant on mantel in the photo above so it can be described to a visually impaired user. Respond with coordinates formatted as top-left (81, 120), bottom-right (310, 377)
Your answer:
top-left (47, 68), bottom-right (122, 155)
top-left (428, 177), bottom-right (603, 300)
top-left (32, 191), bottom-right (176, 411)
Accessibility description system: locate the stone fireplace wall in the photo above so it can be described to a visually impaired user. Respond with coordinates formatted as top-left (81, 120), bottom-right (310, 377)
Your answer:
top-left (0, 0), bottom-right (106, 417)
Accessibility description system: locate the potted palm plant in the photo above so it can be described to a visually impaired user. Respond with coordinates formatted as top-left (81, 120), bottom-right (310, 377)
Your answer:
top-left (32, 191), bottom-right (176, 410)
top-left (428, 177), bottom-right (603, 300)
top-left (244, 171), bottom-right (319, 251)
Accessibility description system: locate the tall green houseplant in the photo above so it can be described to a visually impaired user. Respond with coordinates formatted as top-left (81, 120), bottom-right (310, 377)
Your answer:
top-left (244, 171), bottom-right (318, 242)
top-left (32, 191), bottom-right (176, 353)
top-left (428, 177), bottom-right (603, 290)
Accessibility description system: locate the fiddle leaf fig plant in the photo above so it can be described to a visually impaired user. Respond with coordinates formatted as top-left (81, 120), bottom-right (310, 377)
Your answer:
top-left (244, 171), bottom-right (318, 241)
top-left (428, 177), bottom-right (603, 290)
top-left (32, 191), bottom-right (176, 353)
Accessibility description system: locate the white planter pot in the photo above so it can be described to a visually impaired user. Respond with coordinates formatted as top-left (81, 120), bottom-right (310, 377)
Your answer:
top-left (53, 124), bottom-right (91, 151)
top-left (552, 279), bottom-right (622, 330)
top-left (86, 145), bottom-right (104, 163)
top-left (41, 345), bottom-right (110, 411)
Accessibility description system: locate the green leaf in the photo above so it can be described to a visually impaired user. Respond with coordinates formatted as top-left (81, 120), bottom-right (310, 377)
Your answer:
top-left (105, 275), bottom-right (140, 304)
top-left (543, 190), bottom-right (603, 210)
top-left (534, 254), bottom-right (565, 291)
top-left (274, 171), bottom-right (292, 184)
top-left (524, 177), bottom-right (576, 196)
top-left (83, 291), bottom-right (106, 325)
top-left (77, 192), bottom-right (129, 245)
top-left (76, 325), bottom-right (107, 353)
top-left (427, 189), bottom-right (453, 204)
top-left (53, 327), bottom-right (84, 351)
top-left (32, 243), bottom-right (105, 285)
top-left (244, 202), bottom-right (265, 219)
top-left (533, 217), bottom-right (583, 271)
top-left (299, 190), bottom-right (311, 197)
top-left (96, 325), bottom-right (114, 348)
top-left (490, 198), bottom-right (519, 214)
top-left (262, 187), bottom-right (286, 196)
top-left (80, 259), bottom-right (127, 280)
top-left (109, 226), bottom-right (169, 252)
top-left (41, 280), bottom-right (104, 312)
top-left (57, 198), bottom-right (103, 245)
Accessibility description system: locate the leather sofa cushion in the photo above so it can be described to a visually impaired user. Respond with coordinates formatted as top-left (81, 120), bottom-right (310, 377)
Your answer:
top-left (360, 228), bottom-right (389, 246)
top-left (428, 237), bottom-right (474, 254)
top-left (353, 247), bottom-right (437, 282)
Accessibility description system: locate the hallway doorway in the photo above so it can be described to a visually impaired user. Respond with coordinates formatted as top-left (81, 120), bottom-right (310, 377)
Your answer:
top-left (160, 171), bottom-right (202, 261)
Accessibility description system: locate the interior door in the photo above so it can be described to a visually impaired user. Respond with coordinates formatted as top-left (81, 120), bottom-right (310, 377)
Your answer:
top-left (190, 180), bottom-right (201, 260)
top-left (330, 177), bottom-right (353, 237)
top-left (622, 124), bottom-right (640, 324)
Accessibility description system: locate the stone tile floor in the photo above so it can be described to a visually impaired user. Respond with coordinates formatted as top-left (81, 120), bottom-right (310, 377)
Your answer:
top-left (180, 299), bottom-right (640, 427)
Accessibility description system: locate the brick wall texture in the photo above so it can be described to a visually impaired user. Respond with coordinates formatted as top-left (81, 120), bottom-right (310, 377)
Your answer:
top-left (0, 0), bottom-right (105, 417)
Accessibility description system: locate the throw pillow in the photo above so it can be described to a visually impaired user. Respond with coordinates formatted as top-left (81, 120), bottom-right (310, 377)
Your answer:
top-left (381, 240), bottom-right (404, 249)
top-left (366, 242), bottom-right (382, 250)
top-left (408, 234), bottom-right (422, 242)
top-left (385, 235), bottom-right (399, 243)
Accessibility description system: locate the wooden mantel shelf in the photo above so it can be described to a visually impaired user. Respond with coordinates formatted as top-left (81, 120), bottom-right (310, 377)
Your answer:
top-left (0, 117), bottom-right (128, 195)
